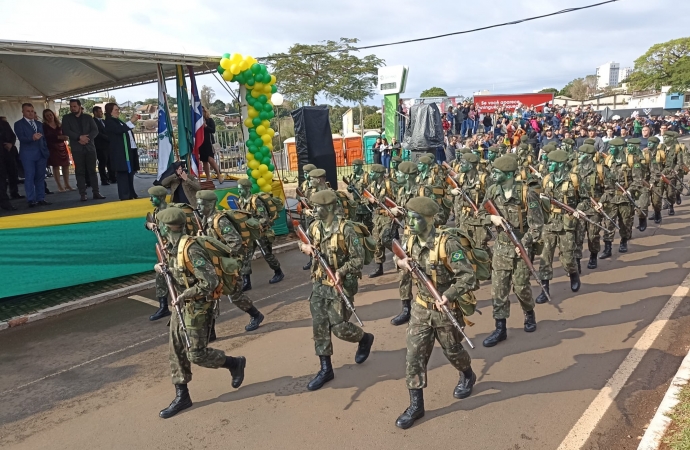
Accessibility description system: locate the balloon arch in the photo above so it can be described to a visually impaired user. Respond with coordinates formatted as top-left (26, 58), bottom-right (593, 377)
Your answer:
top-left (217, 53), bottom-right (284, 194)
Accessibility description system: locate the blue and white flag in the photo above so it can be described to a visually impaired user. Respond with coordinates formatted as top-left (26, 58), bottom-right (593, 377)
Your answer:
top-left (156, 64), bottom-right (174, 180)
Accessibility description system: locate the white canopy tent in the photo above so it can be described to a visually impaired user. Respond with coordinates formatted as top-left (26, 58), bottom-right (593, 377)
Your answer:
top-left (0, 40), bottom-right (219, 123)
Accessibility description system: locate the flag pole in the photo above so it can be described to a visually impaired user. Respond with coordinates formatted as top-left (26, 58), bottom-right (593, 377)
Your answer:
top-left (159, 65), bottom-right (180, 161)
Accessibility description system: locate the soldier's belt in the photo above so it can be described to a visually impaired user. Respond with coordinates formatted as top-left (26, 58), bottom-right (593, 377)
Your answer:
top-left (415, 296), bottom-right (459, 311)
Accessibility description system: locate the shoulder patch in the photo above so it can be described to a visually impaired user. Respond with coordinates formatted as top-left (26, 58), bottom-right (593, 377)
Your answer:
top-left (222, 226), bottom-right (233, 233)
top-left (529, 201), bottom-right (538, 208)
top-left (193, 258), bottom-right (205, 268)
top-left (353, 237), bottom-right (360, 246)
top-left (451, 250), bottom-right (465, 262)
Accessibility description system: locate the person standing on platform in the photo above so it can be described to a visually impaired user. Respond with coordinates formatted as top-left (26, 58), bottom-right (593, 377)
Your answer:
top-left (62, 99), bottom-right (105, 201)
top-left (13, 103), bottom-right (51, 208)
top-left (42, 109), bottom-right (74, 193)
top-left (93, 106), bottom-right (116, 186)
top-left (104, 103), bottom-right (140, 200)
top-left (199, 106), bottom-right (225, 184)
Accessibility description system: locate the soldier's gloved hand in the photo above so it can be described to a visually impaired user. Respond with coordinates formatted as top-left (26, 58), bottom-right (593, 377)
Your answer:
top-left (146, 222), bottom-right (155, 231)
top-left (597, 201), bottom-right (604, 210)
top-left (154, 263), bottom-right (164, 274)
top-left (304, 208), bottom-right (314, 216)
top-left (396, 257), bottom-right (412, 273)
top-left (450, 188), bottom-right (461, 196)
top-left (334, 271), bottom-right (342, 285)
top-left (300, 243), bottom-right (314, 257)
top-left (390, 206), bottom-right (401, 216)
top-left (347, 185), bottom-right (355, 193)
top-left (489, 214), bottom-right (504, 227)
top-left (514, 247), bottom-right (522, 256)
top-left (573, 210), bottom-right (586, 220)
top-left (436, 295), bottom-right (450, 308)
top-left (172, 293), bottom-right (185, 307)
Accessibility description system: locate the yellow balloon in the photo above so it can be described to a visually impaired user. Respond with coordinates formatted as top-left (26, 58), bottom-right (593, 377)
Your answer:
top-left (247, 56), bottom-right (257, 66)
top-left (269, 75), bottom-right (277, 85)
top-left (267, 128), bottom-right (275, 137)
top-left (230, 64), bottom-right (241, 75)
top-left (231, 53), bottom-right (243, 63)
top-left (261, 183), bottom-right (272, 193)
top-left (262, 171), bottom-right (273, 181)
top-left (251, 89), bottom-right (261, 98)
top-left (261, 120), bottom-right (270, 128)
top-left (263, 84), bottom-right (272, 94)
top-left (259, 164), bottom-right (268, 174)
top-left (243, 118), bottom-right (253, 128)
top-left (246, 152), bottom-right (255, 161)
top-left (239, 60), bottom-right (249, 71)
top-left (256, 177), bottom-right (266, 187)
top-left (261, 134), bottom-right (271, 144)
top-left (265, 142), bottom-right (273, 150)
top-left (247, 107), bottom-right (258, 118)
top-left (255, 125), bottom-right (266, 135)
top-left (220, 58), bottom-right (232, 70)
top-left (251, 169), bottom-right (261, 179)
top-left (248, 159), bottom-right (260, 170)
top-left (222, 70), bottom-right (234, 81)
top-left (254, 82), bottom-right (264, 91)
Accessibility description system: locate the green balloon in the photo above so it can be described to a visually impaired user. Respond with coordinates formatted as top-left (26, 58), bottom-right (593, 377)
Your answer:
top-left (251, 185), bottom-right (260, 194)
top-left (262, 157), bottom-right (271, 165)
top-left (263, 103), bottom-right (273, 112)
top-left (248, 145), bottom-right (258, 154)
top-left (258, 95), bottom-right (267, 103)
top-left (246, 169), bottom-right (252, 176)
top-left (259, 64), bottom-right (268, 74)
top-left (245, 93), bottom-right (253, 102)
top-left (252, 117), bottom-right (262, 126)
top-left (242, 69), bottom-right (253, 79)
top-left (245, 139), bottom-right (253, 147)
top-left (222, 53), bottom-right (230, 59)
top-left (271, 85), bottom-right (278, 94)
top-left (246, 78), bottom-right (255, 86)
top-left (251, 63), bottom-right (261, 74)
top-left (254, 137), bottom-right (264, 147)
top-left (268, 163), bottom-right (275, 171)
top-left (217, 65), bottom-right (225, 74)
top-left (249, 130), bottom-right (258, 138)
top-left (266, 110), bottom-right (274, 119)
top-left (247, 97), bottom-right (256, 107)
top-left (259, 111), bottom-right (268, 120)
top-left (260, 146), bottom-right (270, 156)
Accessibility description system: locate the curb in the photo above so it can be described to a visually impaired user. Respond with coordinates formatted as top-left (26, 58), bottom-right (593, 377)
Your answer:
top-left (638, 345), bottom-right (690, 449)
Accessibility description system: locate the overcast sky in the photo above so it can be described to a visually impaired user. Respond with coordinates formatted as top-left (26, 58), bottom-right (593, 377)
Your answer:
top-left (1, 0), bottom-right (687, 106)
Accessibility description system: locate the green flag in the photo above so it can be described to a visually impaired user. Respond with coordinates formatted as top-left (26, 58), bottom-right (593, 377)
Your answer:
top-left (175, 65), bottom-right (192, 160)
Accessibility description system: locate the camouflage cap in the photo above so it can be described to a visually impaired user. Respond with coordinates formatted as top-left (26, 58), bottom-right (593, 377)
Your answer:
top-left (579, 144), bottom-right (596, 154)
top-left (303, 164), bottom-right (317, 173)
top-left (391, 156), bottom-right (403, 163)
top-left (309, 168), bottom-right (326, 178)
top-left (156, 207), bottom-right (187, 227)
top-left (609, 137), bottom-right (625, 146)
top-left (425, 152), bottom-right (436, 161)
top-left (547, 149), bottom-right (569, 163)
top-left (518, 143), bottom-right (529, 151)
top-left (459, 148), bottom-right (472, 154)
top-left (664, 130), bottom-right (679, 138)
top-left (310, 189), bottom-right (337, 206)
top-left (370, 164), bottom-right (386, 173)
top-left (238, 178), bottom-right (253, 187)
top-left (352, 159), bottom-right (364, 165)
top-left (493, 155), bottom-right (518, 172)
top-left (406, 196), bottom-right (439, 217)
top-left (196, 190), bottom-right (217, 202)
top-left (520, 135), bottom-right (528, 143)
top-left (584, 138), bottom-right (596, 145)
top-left (648, 136), bottom-right (660, 144)
top-left (148, 186), bottom-right (168, 197)
top-left (488, 146), bottom-right (500, 153)
top-left (542, 144), bottom-right (556, 153)
top-left (462, 153), bottom-right (480, 163)
top-left (419, 155), bottom-right (433, 164)
top-left (627, 137), bottom-right (641, 145)
top-left (398, 161), bottom-right (418, 174)
top-left (563, 138), bottom-right (575, 145)
top-left (504, 152), bottom-right (518, 160)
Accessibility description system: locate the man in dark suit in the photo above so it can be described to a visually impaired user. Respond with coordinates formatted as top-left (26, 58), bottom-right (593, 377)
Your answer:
top-left (13, 103), bottom-right (51, 207)
top-left (93, 106), bottom-right (116, 185)
top-left (0, 116), bottom-right (23, 209)
top-left (62, 99), bottom-right (104, 201)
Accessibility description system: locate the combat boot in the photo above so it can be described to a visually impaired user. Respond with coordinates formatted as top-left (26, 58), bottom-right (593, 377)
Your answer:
top-left (307, 356), bottom-right (334, 391)
top-left (677, 192), bottom-right (682, 205)
top-left (638, 217), bottom-right (647, 232)
top-left (669, 204), bottom-right (675, 216)
top-left (149, 297), bottom-right (171, 321)
top-left (223, 356), bottom-right (246, 389)
top-left (245, 307), bottom-right (264, 332)
top-left (453, 369), bottom-right (476, 399)
top-left (483, 319), bottom-right (507, 347)
top-left (369, 263), bottom-right (384, 278)
top-left (619, 238), bottom-right (628, 253)
top-left (535, 280), bottom-right (550, 304)
top-left (569, 271), bottom-right (581, 292)
top-left (576, 258), bottom-right (582, 274)
top-left (269, 269), bottom-right (284, 284)
top-left (600, 241), bottom-right (612, 259)
top-left (587, 253), bottom-right (598, 269)
top-left (395, 389), bottom-right (425, 429)
top-left (355, 333), bottom-right (375, 364)
top-left (524, 310), bottom-right (537, 332)
top-left (242, 275), bottom-right (252, 291)
top-left (654, 210), bottom-right (662, 224)
top-left (303, 257), bottom-right (312, 270)
top-left (159, 384), bottom-right (193, 419)
top-left (390, 300), bottom-right (411, 326)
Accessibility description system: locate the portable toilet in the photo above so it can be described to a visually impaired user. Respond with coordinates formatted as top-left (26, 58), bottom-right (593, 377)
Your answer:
top-left (332, 134), bottom-right (345, 167)
top-left (284, 137), bottom-right (298, 171)
top-left (363, 131), bottom-right (381, 164)
top-left (343, 133), bottom-right (363, 166)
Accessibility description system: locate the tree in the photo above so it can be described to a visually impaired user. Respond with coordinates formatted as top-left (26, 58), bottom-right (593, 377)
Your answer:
top-left (559, 77), bottom-right (596, 101)
top-left (420, 87), bottom-right (448, 98)
top-left (200, 85), bottom-right (215, 108)
top-left (363, 113), bottom-right (382, 129)
top-left (266, 38), bottom-right (385, 106)
top-left (209, 99), bottom-right (227, 115)
top-left (213, 117), bottom-right (226, 131)
top-left (628, 37), bottom-right (690, 93)
top-left (539, 88), bottom-right (559, 95)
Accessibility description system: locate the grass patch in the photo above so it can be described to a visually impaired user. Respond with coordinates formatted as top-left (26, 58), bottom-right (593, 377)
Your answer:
top-left (664, 381), bottom-right (690, 449)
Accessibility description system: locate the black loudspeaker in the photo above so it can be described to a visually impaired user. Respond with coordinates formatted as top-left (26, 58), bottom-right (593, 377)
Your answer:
top-left (291, 106), bottom-right (338, 189)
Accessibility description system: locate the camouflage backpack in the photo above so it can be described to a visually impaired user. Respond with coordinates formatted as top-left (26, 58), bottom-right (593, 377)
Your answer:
top-left (251, 193), bottom-right (284, 223)
top-left (212, 209), bottom-right (261, 250)
top-left (167, 202), bottom-right (200, 236)
top-left (177, 235), bottom-right (242, 298)
top-left (309, 219), bottom-right (376, 267)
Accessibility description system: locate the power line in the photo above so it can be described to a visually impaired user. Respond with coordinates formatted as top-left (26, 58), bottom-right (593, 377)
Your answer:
top-left (259, 0), bottom-right (620, 60)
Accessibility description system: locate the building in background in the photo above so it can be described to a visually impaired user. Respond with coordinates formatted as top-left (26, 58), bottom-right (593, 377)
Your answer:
top-left (619, 67), bottom-right (633, 82)
top-left (596, 62), bottom-right (620, 89)
top-left (627, 86), bottom-right (690, 111)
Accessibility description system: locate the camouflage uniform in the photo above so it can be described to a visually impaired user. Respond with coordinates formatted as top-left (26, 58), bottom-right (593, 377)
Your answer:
top-left (396, 228), bottom-right (475, 389)
top-left (451, 168), bottom-right (490, 251)
top-left (574, 153), bottom-right (608, 258)
top-left (307, 217), bottom-right (365, 355)
top-left (238, 194), bottom-right (282, 275)
top-left (653, 135), bottom-right (684, 213)
top-left (369, 176), bottom-right (396, 264)
top-left (351, 172), bottom-right (374, 231)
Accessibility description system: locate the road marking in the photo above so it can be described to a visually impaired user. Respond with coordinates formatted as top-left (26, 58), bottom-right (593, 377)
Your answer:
top-left (0, 280), bottom-right (311, 397)
top-left (557, 271), bottom-right (690, 450)
top-left (128, 295), bottom-right (159, 308)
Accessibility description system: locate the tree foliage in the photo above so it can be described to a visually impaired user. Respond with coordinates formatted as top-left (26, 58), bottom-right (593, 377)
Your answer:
top-left (420, 87), bottom-right (448, 98)
top-left (325, 104), bottom-right (379, 134)
top-left (363, 113), bottom-right (382, 130)
top-left (559, 75), bottom-right (597, 101)
top-left (266, 38), bottom-right (384, 106)
top-left (209, 99), bottom-right (227, 115)
top-left (200, 85), bottom-right (215, 108)
top-left (628, 37), bottom-right (690, 93)
top-left (539, 88), bottom-right (559, 95)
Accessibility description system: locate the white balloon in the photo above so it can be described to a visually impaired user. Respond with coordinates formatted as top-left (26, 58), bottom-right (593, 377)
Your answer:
top-left (271, 93), bottom-right (284, 106)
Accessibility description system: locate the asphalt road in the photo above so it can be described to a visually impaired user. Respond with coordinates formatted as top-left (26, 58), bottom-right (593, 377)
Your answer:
top-left (1, 203), bottom-right (690, 450)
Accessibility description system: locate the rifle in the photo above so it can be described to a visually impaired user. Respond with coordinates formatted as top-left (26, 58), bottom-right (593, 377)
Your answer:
top-left (442, 164), bottom-right (497, 240)
top-left (483, 199), bottom-right (553, 303)
top-left (146, 212), bottom-right (192, 349)
top-left (343, 176), bottom-right (373, 214)
top-left (384, 196), bottom-right (407, 217)
top-left (192, 209), bottom-right (203, 231)
top-left (295, 187), bottom-right (314, 217)
top-left (615, 182), bottom-right (647, 217)
top-left (391, 239), bottom-right (474, 349)
top-left (362, 188), bottom-right (405, 229)
top-left (293, 220), bottom-right (363, 327)
top-left (668, 170), bottom-right (689, 193)
top-left (539, 193), bottom-right (607, 232)
top-left (528, 165), bottom-right (544, 180)
top-left (590, 197), bottom-right (619, 230)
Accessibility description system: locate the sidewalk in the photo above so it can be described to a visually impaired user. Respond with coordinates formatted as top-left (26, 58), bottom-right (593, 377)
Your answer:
top-left (0, 233), bottom-right (298, 329)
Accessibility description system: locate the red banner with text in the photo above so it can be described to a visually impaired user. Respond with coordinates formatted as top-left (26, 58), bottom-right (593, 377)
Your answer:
top-left (474, 93), bottom-right (554, 113)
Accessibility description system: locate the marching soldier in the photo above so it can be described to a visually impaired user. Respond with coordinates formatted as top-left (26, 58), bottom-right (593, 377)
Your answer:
top-left (535, 150), bottom-right (582, 304)
top-left (416, 155), bottom-right (452, 225)
top-left (449, 153), bottom-right (491, 252)
top-left (154, 207), bottom-right (246, 419)
top-left (574, 144), bottom-right (609, 269)
top-left (348, 159), bottom-right (373, 230)
top-left (147, 185), bottom-right (173, 321)
top-left (236, 179), bottom-right (285, 291)
top-left (481, 156), bottom-right (544, 347)
top-left (390, 155), bottom-right (403, 176)
top-left (393, 197), bottom-right (477, 430)
top-left (367, 164), bottom-right (396, 278)
top-left (195, 190), bottom-right (265, 332)
top-left (647, 136), bottom-right (672, 223)
top-left (301, 163), bottom-right (317, 200)
top-left (298, 190), bottom-right (375, 391)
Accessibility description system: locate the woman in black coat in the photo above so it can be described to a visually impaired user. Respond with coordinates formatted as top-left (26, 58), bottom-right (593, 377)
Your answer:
top-left (104, 103), bottom-right (140, 200)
